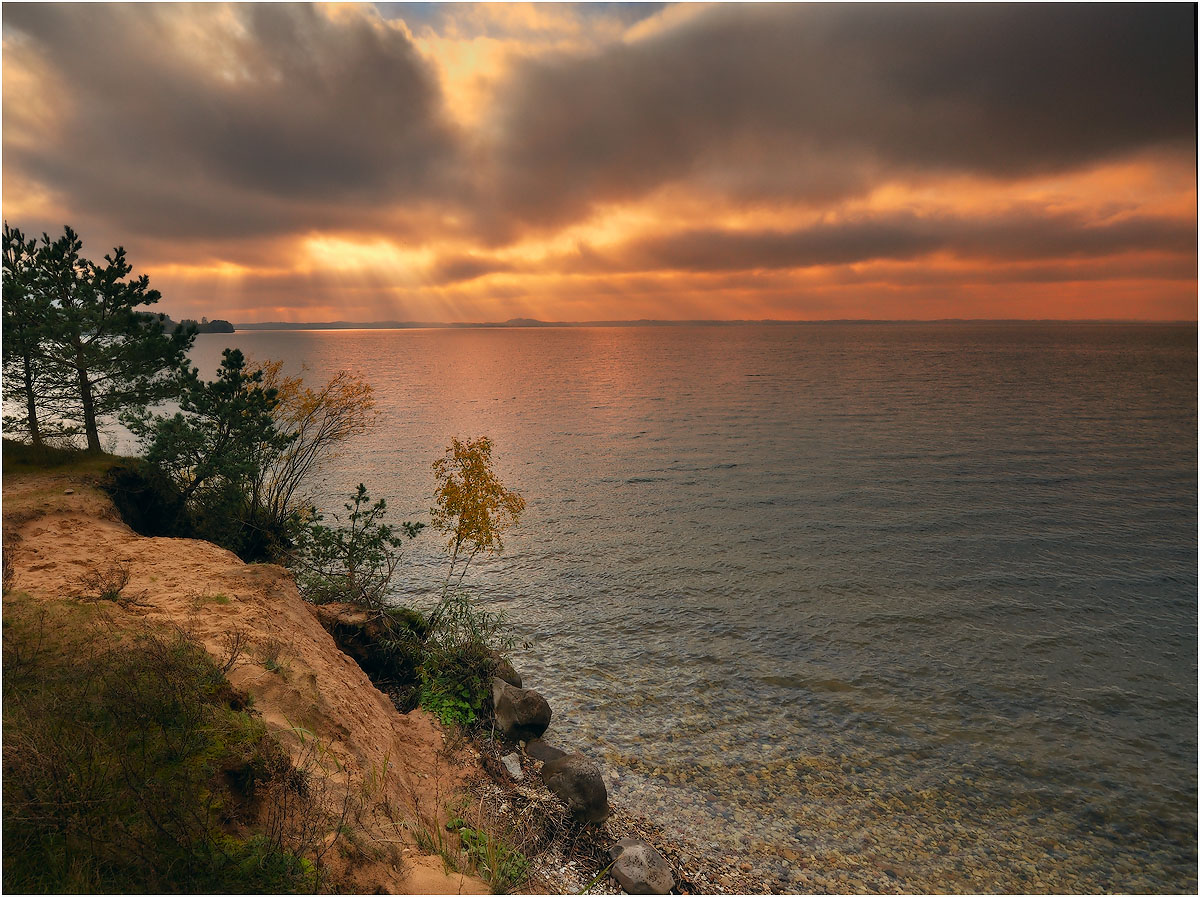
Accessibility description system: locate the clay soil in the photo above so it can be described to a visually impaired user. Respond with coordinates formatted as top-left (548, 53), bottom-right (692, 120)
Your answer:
top-left (2, 467), bottom-right (487, 894)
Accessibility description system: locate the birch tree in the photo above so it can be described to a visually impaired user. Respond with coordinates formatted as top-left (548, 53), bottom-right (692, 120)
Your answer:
top-left (431, 436), bottom-right (526, 586)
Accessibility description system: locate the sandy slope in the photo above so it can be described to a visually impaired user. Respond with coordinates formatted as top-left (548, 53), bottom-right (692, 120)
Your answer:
top-left (2, 469), bottom-right (488, 894)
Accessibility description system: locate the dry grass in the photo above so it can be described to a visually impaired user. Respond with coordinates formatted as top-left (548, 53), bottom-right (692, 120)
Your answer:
top-left (1, 590), bottom-right (356, 893)
top-left (74, 558), bottom-right (147, 606)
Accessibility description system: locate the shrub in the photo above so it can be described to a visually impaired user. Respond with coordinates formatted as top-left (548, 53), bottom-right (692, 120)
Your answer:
top-left (103, 461), bottom-right (187, 537)
top-left (103, 457), bottom-right (298, 563)
top-left (189, 482), bottom-right (302, 563)
top-left (418, 590), bottom-right (510, 729)
top-left (449, 818), bottom-right (531, 894)
top-left (314, 588), bottom-right (510, 728)
top-left (113, 355), bottom-right (384, 566)
top-left (248, 360), bottom-right (379, 537)
top-left (295, 484), bottom-right (423, 610)
top-left (293, 440), bottom-right (523, 733)
top-left (74, 558), bottom-right (136, 605)
top-left (123, 348), bottom-right (290, 504)
top-left (419, 646), bottom-right (491, 728)
top-left (121, 349), bottom-right (298, 563)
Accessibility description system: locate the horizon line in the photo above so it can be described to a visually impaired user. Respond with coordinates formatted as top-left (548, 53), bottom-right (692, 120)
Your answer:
top-left (224, 317), bottom-right (1198, 331)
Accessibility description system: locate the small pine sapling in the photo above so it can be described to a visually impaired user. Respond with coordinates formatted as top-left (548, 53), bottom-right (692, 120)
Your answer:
top-left (296, 484), bottom-right (423, 610)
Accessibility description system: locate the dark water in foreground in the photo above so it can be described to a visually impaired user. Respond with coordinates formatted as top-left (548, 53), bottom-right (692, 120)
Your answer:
top-left (185, 323), bottom-right (1196, 892)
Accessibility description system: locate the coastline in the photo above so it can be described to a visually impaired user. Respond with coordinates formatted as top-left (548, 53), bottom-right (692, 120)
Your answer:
top-left (1, 463), bottom-right (783, 894)
top-left (2, 465), bottom-right (486, 893)
top-left (112, 323), bottom-right (1196, 894)
top-left (7, 426), bottom-right (1193, 894)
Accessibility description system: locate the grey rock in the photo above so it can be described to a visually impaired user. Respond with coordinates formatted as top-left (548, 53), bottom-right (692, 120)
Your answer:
top-left (489, 650), bottom-right (522, 688)
top-left (542, 752), bottom-right (609, 823)
top-left (491, 677), bottom-right (551, 740)
top-left (524, 738), bottom-right (568, 763)
top-left (501, 752), bottom-right (524, 780)
top-left (609, 838), bottom-right (674, 895)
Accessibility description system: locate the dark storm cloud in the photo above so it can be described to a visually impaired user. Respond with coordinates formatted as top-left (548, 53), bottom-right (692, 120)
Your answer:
top-left (428, 254), bottom-right (514, 284)
top-left (4, 0), bottom-right (1194, 283)
top-left (489, 3), bottom-right (1196, 231)
top-left (3, 3), bottom-right (461, 239)
top-left (587, 210), bottom-right (1197, 273)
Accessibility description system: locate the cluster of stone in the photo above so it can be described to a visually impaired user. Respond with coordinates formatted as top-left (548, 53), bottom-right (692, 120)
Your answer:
top-left (488, 657), bottom-right (675, 894)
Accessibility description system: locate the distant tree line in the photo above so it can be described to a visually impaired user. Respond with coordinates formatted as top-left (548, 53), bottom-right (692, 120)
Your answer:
top-left (153, 314), bottom-right (235, 334)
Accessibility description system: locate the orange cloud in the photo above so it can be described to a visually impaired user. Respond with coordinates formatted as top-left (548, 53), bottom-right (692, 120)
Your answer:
top-left (4, 3), bottom-right (1195, 323)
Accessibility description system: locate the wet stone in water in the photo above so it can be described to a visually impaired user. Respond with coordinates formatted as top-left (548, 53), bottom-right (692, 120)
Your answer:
top-left (610, 837), bottom-right (674, 895)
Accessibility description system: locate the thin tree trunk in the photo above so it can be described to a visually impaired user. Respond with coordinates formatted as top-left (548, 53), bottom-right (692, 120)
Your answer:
top-left (22, 351), bottom-right (43, 449)
top-left (444, 537), bottom-right (462, 588)
top-left (456, 547), bottom-right (480, 587)
top-left (74, 342), bottom-right (101, 453)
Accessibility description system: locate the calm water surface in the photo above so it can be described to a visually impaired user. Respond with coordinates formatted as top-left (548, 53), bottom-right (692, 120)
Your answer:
top-left (185, 323), bottom-right (1196, 892)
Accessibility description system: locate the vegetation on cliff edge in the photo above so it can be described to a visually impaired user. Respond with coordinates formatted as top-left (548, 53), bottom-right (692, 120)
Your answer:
top-left (2, 594), bottom-right (337, 893)
top-left (3, 221), bottom-right (534, 888)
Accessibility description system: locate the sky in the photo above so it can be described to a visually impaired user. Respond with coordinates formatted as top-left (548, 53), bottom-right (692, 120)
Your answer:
top-left (2, 2), bottom-right (1196, 323)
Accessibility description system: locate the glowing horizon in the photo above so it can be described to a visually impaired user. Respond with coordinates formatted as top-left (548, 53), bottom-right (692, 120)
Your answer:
top-left (3, 3), bottom-right (1195, 323)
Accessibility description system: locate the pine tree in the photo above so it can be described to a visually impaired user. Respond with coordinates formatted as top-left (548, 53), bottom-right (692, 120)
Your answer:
top-left (19, 226), bottom-right (194, 453)
top-left (124, 348), bottom-right (294, 504)
top-left (2, 224), bottom-right (55, 447)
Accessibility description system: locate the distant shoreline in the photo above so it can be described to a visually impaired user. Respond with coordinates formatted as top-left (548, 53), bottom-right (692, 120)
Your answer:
top-left (228, 318), bottom-right (1196, 332)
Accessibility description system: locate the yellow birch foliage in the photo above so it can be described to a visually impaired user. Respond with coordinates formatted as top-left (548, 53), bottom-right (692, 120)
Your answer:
top-left (431, 436), bottom-right (525, 579)
top-left (250, 359), bottom-right (379, 519)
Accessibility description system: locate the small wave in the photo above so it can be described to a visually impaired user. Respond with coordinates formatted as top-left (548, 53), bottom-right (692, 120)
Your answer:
top-left (761, 673), bottom-right (855, 693)
top-left (1080, 687), bottom-right (1135, 715)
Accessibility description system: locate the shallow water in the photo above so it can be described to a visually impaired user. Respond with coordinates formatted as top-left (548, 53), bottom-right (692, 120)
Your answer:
top-left (184, 323), bottom-right (1197, 892)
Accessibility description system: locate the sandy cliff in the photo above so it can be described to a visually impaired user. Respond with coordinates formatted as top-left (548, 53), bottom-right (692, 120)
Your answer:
top-left (2, 468), bottom-right (488, 894)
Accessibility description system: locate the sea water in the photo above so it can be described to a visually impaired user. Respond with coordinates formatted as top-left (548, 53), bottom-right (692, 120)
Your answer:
top-left (184, 323), bottom-right (1196, 892)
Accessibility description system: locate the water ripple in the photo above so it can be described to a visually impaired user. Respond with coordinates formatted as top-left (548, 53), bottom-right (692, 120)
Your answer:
top-left (181, 323), bottom-right (1197, 892)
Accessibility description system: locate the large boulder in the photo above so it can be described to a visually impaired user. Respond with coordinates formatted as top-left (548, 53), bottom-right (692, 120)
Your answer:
top-left (524, 738), bottom-right (568, 763)
top-left (541, 751), bottom-right (609, 823)
top-left (491, 677), bottom-right (551, 740)
top-left (489, 650), bottom-right (522, 687)
top-left (609, 838), bottom-right (674, 894)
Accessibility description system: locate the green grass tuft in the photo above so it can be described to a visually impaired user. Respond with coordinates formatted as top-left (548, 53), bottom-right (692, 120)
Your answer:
top-left (2, 594), bottom-right (322, 893)
top-left (1, 437), bottom-right (130, 477)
